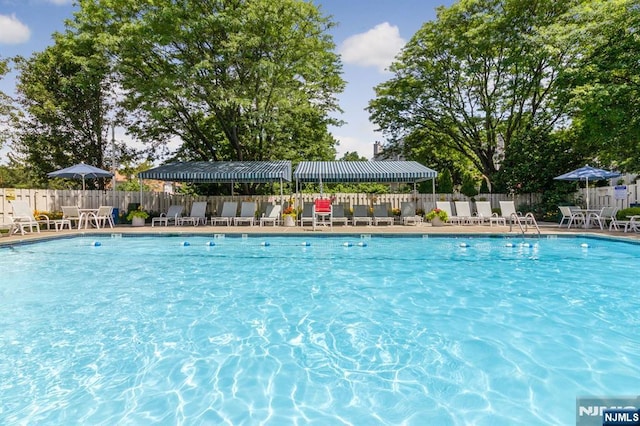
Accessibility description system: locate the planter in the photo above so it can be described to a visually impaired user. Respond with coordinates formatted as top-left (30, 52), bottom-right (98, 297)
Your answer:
top-left (283, 215), bottom-right (296, 227)
top-left (430, 217), bottom-right (444, 227)
top-left (131, 216), bottom-right (146, 227)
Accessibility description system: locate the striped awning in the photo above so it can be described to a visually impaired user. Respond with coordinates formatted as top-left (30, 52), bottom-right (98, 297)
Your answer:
top-left (293, 161), bottom-right (437, 183)
top-left (138, 161), bottom-right (292, 183)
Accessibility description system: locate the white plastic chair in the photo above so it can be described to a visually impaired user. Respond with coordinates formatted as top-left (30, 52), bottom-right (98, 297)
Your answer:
top-left (152, 205), bottom-right (184, 227)
top-left (9, 200), bottom-right (49, 235)
top-left (259, 204), bottom-right (281, 227)
top-left (180, 202), bottom-right (208, 226)
top-left (352, 205), bottom-right (372, 226)
top-left (211, 201), bottom-right (237, 226)
top-left (373, 204), bottom-right (394, 226)
top-left (88, 206), bottom-right (114, 229)
top-left (454, 201), bottom-right (479, 225)
top-left (234, 202), bottom-right (257, 226)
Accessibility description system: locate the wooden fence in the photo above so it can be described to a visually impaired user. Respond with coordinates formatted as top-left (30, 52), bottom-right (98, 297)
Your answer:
top-left (0, 187), bottom-right (548, 224)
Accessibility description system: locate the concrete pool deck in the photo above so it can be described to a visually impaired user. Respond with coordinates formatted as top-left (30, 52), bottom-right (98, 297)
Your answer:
top-left (2, 221), bottom-right (640, 245)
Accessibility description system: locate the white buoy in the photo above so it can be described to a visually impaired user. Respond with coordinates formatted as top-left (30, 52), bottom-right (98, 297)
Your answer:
top-left (261, 241), bottom-right (270, 246)
top-left (521, 242), bottom-right (533, 248)
top-left (581, 243), bottom-right (590, 248)
top-left (459, 242), bottom-right (470, 248)
top-left (206, 241), bottom-right (216, 246)
top-left (343, 242), bottom-right (353, 247)
top-left (301, 241), bottom-right (311, 246)
top-left (357, 242), bottom-right (367, 247)
top-left (505, 242), bottom-right (515, 247)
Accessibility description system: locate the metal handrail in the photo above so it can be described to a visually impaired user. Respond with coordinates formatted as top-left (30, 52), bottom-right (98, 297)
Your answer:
top-left (509, 212), bottom-right (541, 237)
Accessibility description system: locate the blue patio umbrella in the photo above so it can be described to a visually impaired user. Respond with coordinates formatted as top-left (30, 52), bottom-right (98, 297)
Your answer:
top-left (554, 165), bottom-right (621, 209)
top-left (47, 163), bottom-right (113, 190)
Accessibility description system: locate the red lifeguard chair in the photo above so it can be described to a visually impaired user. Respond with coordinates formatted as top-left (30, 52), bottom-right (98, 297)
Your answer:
top-left (313, 199), bottom-right (332, 230)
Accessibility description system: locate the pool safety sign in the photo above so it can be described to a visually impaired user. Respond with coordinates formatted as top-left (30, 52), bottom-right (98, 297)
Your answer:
top-left (577, 396), bottom-right (640, 425)
top-left (614, 185), bottom-right (627, 200)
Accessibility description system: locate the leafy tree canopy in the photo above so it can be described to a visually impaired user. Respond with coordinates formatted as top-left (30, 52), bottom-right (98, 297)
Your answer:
top-left (368, 0), bottom-right (597, 189)
top-left (553, 0), bottom-right (640, 172)
top-left (73, 0), bottom-right (345, 165)
top-left (12, 31), bottom-right (118, 188)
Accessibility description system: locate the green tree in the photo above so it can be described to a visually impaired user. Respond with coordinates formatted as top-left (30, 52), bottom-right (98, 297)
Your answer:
top-left (340, 151), bottom-right (368, 161)
top-left (12, 31), bottom-right (118, 188)
top-left (460, 175), bottom-right (478, 198)
top-left (368, 0), bottom-right (581, 189)
top-left (73, 0), bottom-right (345, 166)
top-left (0, 57), bottom-right (13, 149)
top-left (554, 0), bottom-right (640, 172)
top-left (437, 169), bottom-right (453, 194)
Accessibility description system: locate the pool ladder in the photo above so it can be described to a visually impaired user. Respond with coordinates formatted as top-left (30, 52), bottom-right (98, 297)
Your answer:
top-left (509, 212), bottom-right (540, 237)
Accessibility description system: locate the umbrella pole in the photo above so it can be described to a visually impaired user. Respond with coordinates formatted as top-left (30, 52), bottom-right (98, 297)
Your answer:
top-left (586, 177), bottom-right (589, 210)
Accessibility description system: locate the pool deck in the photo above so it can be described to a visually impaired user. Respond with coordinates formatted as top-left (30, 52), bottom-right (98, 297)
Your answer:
top-left (2, 221), bottom-right (639, 245)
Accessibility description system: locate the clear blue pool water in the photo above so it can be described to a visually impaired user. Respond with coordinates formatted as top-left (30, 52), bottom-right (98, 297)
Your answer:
top-left (1, 235), bottom-right (639, 425)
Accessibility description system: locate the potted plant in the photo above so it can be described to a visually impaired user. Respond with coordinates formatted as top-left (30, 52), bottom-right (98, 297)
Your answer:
top-left (282, 206), bottom-right (297, 227)
top-left (126, 207), bottom-right (149, 227)
top-left (426, 208), bottom-right (448, 226)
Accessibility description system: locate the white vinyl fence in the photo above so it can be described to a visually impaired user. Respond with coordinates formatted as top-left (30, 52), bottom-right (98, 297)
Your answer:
top-left (582, 183), bottom-right (640, 211)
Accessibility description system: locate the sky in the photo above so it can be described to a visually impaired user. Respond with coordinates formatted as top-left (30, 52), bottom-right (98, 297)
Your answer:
top-left (0, 0), bottom-right (455, 161)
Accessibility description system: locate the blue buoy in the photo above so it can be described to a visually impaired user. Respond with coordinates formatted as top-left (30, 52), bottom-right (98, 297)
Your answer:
top-left (261, 241), bottom-right (270, 247)
top-left (181, 241), bottom-right (190, 246)
top-left (301, 241), bottom-right (311, 246)
top-left (206, 241), bottom-right (216, 246)
top-left (343, 242), bottom-right (353, 247)
top-left (92, 241), bottom-right (101, 247)
top-left (357, 242), bottom-right (367, 247)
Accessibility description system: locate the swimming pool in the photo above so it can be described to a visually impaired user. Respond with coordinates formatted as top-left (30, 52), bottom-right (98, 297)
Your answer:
top-left (1, 234), bottom-right (639, 424)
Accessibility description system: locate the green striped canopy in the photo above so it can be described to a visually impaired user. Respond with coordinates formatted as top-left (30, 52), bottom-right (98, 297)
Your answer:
top-left (294, 161), bottom-right (437, 183)
top-left (138, 161), bottom-right (292, 183)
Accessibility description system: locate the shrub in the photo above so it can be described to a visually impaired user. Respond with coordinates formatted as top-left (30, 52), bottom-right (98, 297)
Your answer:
top-left (617, 207), bottom-right (640, 220)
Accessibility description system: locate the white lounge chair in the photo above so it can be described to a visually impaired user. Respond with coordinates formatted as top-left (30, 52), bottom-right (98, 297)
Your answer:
top-left (180, 201), bottom-right (208, 226)
top-left (499, 201), bottom-right (534, 226)
top-left (299, 203), bottom-right (314, 227)
top-left (211, 201), bottom-right (237, 226)
top-left (330, 204), bottom-right (349, 226)
top-left (259, 204), bottom-right (281, 227)
top-left (234, 201), bottom-right (257, 226)
top-left (373, 204), bottom-right (394, 226)
top-left (152, 205), bottom-right (184, 227)
top-left (475, 201), bottom-right (502, 225)
top-left (352, 205), bottom-right (372, 226)
top-left (401, 201), bottom-right (422, 225)
top-left (9, 200), bottom-right (49, 235)
top-left (454, 201), bottom-right (480, 225)
top-left (436, 201), bottom-right (462, 224)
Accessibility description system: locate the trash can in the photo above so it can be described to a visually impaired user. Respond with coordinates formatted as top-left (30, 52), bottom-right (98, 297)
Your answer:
top-left (112, 208), bottom-right (119, 224)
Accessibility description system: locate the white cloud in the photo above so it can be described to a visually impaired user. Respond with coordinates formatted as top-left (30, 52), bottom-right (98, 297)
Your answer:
top-left (338, 22), bottom-right (405, 73)
top-left (0, 14), bottom-right (31, 44)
